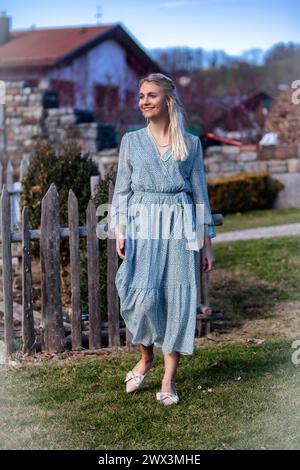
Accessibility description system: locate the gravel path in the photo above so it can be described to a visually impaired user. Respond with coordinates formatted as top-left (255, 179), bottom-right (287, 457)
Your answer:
top-left (213, 223), bottom-right (300, 243)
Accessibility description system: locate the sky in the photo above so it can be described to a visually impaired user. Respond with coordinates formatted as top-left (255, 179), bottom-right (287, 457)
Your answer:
top-left (1, 0), bottom-right (299, 55)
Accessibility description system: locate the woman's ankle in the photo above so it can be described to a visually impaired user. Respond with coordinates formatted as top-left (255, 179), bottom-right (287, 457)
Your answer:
top-left (162, 377), bottom-right (176, 385)
top-left (141, 355), bottom-right (154, 365)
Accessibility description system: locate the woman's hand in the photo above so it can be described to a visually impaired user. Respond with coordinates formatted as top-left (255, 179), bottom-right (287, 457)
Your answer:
top-left (202, 236), bottom-right (215, 273)
top-left (115, 224), bottom-right (126, 260)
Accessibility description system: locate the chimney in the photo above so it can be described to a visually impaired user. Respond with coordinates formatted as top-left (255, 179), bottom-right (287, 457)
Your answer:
top-left (0, 11), bottom-right (11, 46)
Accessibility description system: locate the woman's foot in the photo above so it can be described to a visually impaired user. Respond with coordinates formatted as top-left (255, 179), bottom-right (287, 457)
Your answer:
top-left (156, 378), bottom-right (179, 405)
top-left (125, 356), bottom-right (156, 393)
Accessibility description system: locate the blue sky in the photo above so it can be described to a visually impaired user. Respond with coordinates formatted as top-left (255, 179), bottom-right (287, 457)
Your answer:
top-left (1, 0), bottom-right (299, 55)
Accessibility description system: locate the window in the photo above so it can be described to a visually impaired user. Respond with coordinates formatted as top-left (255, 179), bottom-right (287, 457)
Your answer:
top-left (94, 84), bottom-right (119, 122)
top-left (51, 79), bottom-right (75, 107)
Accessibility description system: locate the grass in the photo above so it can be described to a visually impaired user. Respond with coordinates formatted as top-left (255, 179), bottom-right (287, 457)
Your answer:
top-left (1, 211), bottom-right (300, 450)
top-left (0, 339), bottom-right (299, 450)
top-left (213, 235), bottom-right (300, 300)
top-left (216, 207), bottom-right (300, 233)
top-left (207, 235), bottom-right (300, 343)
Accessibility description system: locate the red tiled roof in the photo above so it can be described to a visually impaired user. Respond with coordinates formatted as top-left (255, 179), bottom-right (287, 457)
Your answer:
top-left (0, 24), bottom-right (116, 67)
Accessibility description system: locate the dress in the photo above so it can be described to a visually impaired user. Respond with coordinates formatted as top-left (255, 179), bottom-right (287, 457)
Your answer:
top-left (109, 126), bottom-right (216, 356)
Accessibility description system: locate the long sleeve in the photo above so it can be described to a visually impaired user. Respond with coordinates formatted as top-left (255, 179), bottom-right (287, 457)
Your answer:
top-left (108, 132), bottom-right (133, 235)
top-left (190, 137), bottom-right (216, 239)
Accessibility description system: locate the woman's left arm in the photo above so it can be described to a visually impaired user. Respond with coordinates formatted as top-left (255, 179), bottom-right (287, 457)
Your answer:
top-left (190, 136), bottom-right (216, 272)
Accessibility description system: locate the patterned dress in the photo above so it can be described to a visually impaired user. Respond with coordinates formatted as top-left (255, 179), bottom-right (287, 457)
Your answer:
top-left (109, 125), bottom-right (216, 356)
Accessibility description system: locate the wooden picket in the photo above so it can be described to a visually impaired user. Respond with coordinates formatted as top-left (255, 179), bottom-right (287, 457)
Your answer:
top-left (40, 184), bottom-right (65, 353)
top-left (0, 185), bottom-right (14, 356)
top-left (21, 206), bottom-right (35, 354)
top-left (68, 190), bottom-right (82, 351)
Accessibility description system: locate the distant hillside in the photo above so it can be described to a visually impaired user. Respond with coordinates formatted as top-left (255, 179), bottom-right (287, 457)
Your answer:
top-left (148, 42), bottom-right (300, 80)
top-left (191, 55), bottom-right (300, 98)
top-left (147, 44), bottom-right (300, 99)
top-left (148, 46), bottom-right (266, 71)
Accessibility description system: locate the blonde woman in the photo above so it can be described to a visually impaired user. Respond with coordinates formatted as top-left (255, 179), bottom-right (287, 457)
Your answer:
top-left (109, 73), bottom-right (216, 406)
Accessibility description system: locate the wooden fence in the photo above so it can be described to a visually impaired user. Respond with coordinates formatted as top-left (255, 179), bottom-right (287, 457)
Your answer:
top-left (0, 181), bottom-right (223, 359)
top-left (0, 158), bottom-right (30, 230)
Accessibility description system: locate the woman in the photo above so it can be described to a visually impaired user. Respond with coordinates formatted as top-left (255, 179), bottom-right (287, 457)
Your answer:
top-left (109, 73), bottom-right (216, 406)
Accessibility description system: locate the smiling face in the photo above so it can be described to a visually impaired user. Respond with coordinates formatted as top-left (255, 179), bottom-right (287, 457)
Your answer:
top-left (139, 81), bottom-right (169, 120)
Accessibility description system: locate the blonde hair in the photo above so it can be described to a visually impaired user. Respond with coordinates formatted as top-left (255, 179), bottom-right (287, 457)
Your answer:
top-left (139, 72), bottom-right (189, 161)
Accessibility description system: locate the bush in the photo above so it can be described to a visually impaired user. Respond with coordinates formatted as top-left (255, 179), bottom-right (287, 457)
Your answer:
top-left (20, 138), bottom-right (99, 314)
top-left (208, 172), bottom-right (284, 215)
top-left (20, 139), bottom-right (99, 233)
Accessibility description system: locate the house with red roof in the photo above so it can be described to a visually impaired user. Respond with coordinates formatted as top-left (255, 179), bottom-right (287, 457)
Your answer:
top-left (0, 13), bottom-right (163, 122)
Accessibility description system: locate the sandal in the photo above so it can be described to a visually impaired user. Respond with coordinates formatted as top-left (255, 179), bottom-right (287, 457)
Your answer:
top-left (156, 379), bottom-right (180, 406)
top-left (125, 356), bottom-right (156, 393)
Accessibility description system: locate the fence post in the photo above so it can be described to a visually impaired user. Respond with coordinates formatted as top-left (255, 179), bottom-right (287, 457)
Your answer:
top-left (107, 180), bottom-right (120, 347)
top-left (87, 200), bottom-right (101, 349)
top-left (40, 183), bottom-right (65, 353)
top-left (68, 190), bottom-right (82, 350)
top-left (21, 206), bottom-right (35, 354)
top-left (0, 184), bottom-right (15, 356)
top-left (20, 156), bottom-right (30, 180)
top-left (198, 249), bottom-right (211, 337)
top-left (6, 161), bottom-right (13, 191)
top-left (0, 161), bottom-right (3, 190)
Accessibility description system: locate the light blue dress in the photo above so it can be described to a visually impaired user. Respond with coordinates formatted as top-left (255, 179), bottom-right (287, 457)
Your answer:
top-left (109, 126), bottom-right (216, 356)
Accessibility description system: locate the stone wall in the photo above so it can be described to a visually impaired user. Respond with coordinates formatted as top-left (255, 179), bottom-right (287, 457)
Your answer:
top-left (1, 81), bottom-right (117, 181)
top-left (4, 81), bottom-right (45, 168)
top-left (205, 143), bottom-right (300, 208)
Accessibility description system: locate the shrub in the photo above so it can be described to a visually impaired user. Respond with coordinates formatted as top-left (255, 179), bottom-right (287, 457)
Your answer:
top-left (20, 139), bottom-right (99, 234)
top-left (208, 172), bottom-right (284, 215)
top-left (20, 138), bottom-right (99, 314)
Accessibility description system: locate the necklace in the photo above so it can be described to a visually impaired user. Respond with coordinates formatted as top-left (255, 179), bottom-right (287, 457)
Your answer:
top-left (147, 125), bottom-right (170, 147)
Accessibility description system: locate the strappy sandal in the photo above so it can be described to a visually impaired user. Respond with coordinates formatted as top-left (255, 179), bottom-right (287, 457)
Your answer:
top-left (156, 379), bottom-right (180, 406)
top-left (125, 356), bottom-right (156, 393)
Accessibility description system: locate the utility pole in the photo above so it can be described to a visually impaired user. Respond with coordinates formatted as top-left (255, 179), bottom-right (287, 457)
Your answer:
top-left (95, 5), bottom-right (103, 24)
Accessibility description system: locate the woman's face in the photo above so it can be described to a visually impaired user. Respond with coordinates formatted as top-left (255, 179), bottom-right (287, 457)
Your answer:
top-left (139, 82), bottom-right (168, 120)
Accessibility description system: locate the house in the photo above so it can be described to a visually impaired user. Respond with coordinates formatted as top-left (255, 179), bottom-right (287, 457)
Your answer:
top-left (0, 13), bottom-right (164, 123)
top-left (201, 91), bottom-right (274, 144)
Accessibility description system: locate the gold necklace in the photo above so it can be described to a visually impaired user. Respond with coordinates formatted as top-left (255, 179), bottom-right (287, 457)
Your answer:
top-left (147, 125), bottom-right (170, 147)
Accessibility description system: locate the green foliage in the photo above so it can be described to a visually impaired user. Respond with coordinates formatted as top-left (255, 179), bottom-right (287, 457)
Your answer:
top-left (208, 172), bottom-right (284, 215)
top-left (20, 138), bottom-right (99, 313)
top-left (20, 139), bottom-right (99, 230)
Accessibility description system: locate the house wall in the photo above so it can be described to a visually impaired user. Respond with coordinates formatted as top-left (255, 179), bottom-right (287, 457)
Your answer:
top-left (44, 40), bottom-right (139, 111)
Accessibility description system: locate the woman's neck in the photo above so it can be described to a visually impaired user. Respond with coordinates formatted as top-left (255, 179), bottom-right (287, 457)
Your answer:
top-left (148, 119), bottom-right (170, 138)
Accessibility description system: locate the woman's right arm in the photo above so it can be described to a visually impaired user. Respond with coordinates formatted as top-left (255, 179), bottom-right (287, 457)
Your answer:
top-left (109, 132), bottom-right (133, 259)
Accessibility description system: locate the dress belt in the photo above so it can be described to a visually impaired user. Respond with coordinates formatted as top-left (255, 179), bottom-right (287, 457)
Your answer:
top-left (130, 190), bottom-right (204, 252)
top-left (133, 189), bottom-right (191, 196)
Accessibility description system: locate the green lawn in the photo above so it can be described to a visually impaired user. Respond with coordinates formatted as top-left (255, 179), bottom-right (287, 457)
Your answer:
top-left (204, 235), bottom-right (300, 348)
top-left (216, 207), bottom-right (300, 233)
top-left (212, 235), bottom-right (300, 302)
top-left (0, 339), bottom-right (299, 450)
top-left (1, 214), bottom-right (300, 450)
